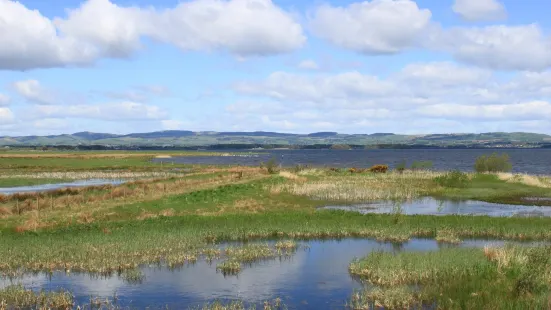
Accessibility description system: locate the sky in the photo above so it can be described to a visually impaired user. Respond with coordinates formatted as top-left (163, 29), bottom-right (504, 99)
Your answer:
top-left (1, 0), bottom-right (551, 136)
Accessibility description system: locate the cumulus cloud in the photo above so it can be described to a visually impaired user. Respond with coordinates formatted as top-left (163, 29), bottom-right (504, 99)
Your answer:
top-left (297, 60), bottom-right (320, 70)
top-left (309, 0), bottom-right (432, 54)
top-left (28, 102), bottom-right (167, 121)
top-left (0, 93), bottom-right (10, 106)
top-left (229, 62), bottom-right (551, 133)
top-left (417, 101), bottom-right (551, 121)
top-left (453, 0), bottom-right (507, 22)
top-left (0, 0), bottom-right (305, 70)
top-left (12, 80), bottom-right (57, 105)
top-left (0, 107), bottom-right (15, 124)
top-left (431, 24), bottom-right (551, 71)
top-left (234, 71), bottom-right (396, 105)
top-left (161, 120), bottom-right (185, 130)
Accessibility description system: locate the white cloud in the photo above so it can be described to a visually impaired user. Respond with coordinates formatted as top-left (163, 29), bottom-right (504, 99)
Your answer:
top-left (0, 0), bottom-right (305, 70)
top-left (161, 120), bottom-right (185, 130)
top-left (29, 102), bottom-right (167, 121)
top-left (309, 0), bottom-right (432, 54)
top-left (228, 62), bottom-right (551, 133)
top-left (417, 101), bottom-right (551, 121)
top-left (0, 93), bottom-right (10, 106)
top-left (297, 60), bottom-right (320, 70)
top-left (148, 0), bottom-right (305, 56)
top-left (12, 80), bottom-right (57, 105)
top-left (0, 107), bottom-right (15, 124)
top-left (235, 71), bottom-right (396, 105)
top-left (434, 24), bottom-right (551, 71)
top-left (453, 0), bottom-right (507, 22)
top-left (398, 62), bottom-right (491, 86)
top-left (33, 118), bottom-right (70, 130)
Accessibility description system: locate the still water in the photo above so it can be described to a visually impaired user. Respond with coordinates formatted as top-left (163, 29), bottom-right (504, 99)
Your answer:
top-left (0, 238), bottom-right (525, 309)
top-left (153, 149), bottom-right (551, 174)
top-left (0, 179), bottom-right (125, 195)
top-left (323, 197), bottom-right (551, 217)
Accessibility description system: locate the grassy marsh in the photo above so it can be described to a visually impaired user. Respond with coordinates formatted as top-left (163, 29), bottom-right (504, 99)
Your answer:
top-left (349, 245), bottom-right (551, 309)
top-left (3, 153), bottom-right (551, 307)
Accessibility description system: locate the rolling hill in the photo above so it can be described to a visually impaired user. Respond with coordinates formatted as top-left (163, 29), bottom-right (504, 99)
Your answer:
top-left (1, 131), bottom-right (551, 148)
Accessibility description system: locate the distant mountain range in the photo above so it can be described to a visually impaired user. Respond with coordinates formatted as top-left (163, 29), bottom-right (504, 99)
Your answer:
top-left (2, 131), bottom-right (551, 149)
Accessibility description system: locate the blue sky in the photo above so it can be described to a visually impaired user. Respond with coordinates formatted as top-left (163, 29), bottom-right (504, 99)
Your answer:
top-left (1, 0), bottom-right (551, 136)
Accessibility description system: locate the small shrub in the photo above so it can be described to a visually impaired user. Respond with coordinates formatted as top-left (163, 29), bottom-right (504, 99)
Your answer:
top-left (474, 153), bottom-right (512, 173)
top-left (293, 164), bottom-right (308, 173)
top-left (368, 165), bottom-right (389, 173)
top-left (264, 157), bottom-right (279, 174)
top-left (395, 160), bottom-right (406, 173)
top-left (434, 170), bottom-right (469, 188)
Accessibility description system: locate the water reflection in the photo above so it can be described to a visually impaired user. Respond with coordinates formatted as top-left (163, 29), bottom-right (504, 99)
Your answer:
top-left (323, 197), bottom-right (551, 217)
top-left (0, 179), bottom-right (125, 195)
top-left (0, 238), bottom-right (526, 309)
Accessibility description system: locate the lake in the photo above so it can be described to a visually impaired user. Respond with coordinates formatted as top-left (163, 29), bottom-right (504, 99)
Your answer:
top-left (153, 149), bottom-right (551, 174)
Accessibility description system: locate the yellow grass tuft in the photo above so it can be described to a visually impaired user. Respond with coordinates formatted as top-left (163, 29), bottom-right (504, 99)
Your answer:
top-left (497, 173), bottom-right (551, 188)
top-left (278, 171), bottom-right (307, 182)
top-left (273, 171), bottom-right (440, 202)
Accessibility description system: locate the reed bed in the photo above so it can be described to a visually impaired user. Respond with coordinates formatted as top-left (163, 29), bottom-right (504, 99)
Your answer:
top-left (348, 287), bottom-right (420, 310)
top-left (0, 285), bottom-right (73, 309)
top-left (349, 248), bottom-right (489, 286)
top-left (194, 298), bottom-right (284, 310)
top-left (497, 173), bottom-right (551, 188)
top-left (349, 245), bottom-right (551, 309)
top-left (273, 171), bottom-right (440, 202)
top-left (217, 242), bottom-right (300, 275)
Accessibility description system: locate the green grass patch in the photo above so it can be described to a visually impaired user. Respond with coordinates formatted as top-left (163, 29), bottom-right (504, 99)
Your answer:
top-left (432, 173), bottom-right (551, 205)
top-left (350, 245), bottom-right (551, 309)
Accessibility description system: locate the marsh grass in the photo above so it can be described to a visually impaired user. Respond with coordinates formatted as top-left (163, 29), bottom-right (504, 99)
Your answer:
top-left (216, 260), bottom-right (241, 275)
top-left (348, 287), bottom-right (420, 310)
top-left (273, 171), bottom-right (439, 202)
top-left (349, 248), bottom-right (490, 286)
top-left (217, 242), bottom-right (300, 275)
top-left (120, 268), bottom-right (145, 284)
top-left (0, 285), bottom-right (73, 309)
top-left (2, 169), bottom-right (265, 225)
top-left (195, 298), bottom-right (285, 310)
top-left (497, 173), bottom-right (551, 189)
top-left (349, 245), bottom-right (551, 309)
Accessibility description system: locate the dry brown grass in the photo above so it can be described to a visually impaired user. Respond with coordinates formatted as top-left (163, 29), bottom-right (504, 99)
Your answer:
top-left (14, 211), bottom-right (42, 233)
top-left (273, 171), bottom-right (439, 202)
top-left (483, 245), bottom-right (529, 270)
top-left (232, 199), bottom-right (265, 213)
top-left (0, 206), bottom-right (11, 217)
top-left (160, 208), bottom-right (175, 217)
top-left (497, 173), bottom-right (551, 188)
top-left (136, 210), bottom-right (158, 220)
top-left (278, 171), bottom-right (307, 182)
top-left (2, 169), bottom-right (265, 219)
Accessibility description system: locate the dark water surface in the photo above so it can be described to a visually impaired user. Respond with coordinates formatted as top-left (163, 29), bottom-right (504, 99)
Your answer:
top-left (0, 179), bottom-right (125, 195)
top-left (154, 149), bottom-right (551, 174)
top-left (0, 239), bottom-right (526, 309)
top-left (324, 197), bottom-right (551, 217)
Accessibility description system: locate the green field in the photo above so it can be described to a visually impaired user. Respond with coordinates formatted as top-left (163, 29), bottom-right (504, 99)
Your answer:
top-left (1, 152), bottom-right (551, 308)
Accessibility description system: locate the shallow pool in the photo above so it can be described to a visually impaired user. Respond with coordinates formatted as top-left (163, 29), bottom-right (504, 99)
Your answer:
top-left (323, 197), bottom-right (551, 217)
top-left (0, 238), bottom-right (526, 309)
top-left (0, 179), bottom-right (125, 195)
